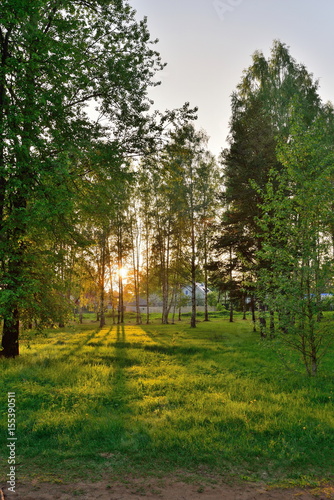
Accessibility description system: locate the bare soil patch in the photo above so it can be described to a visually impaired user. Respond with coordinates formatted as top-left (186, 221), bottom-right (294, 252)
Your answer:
top-left (2, 477), bottom-right (334, 500)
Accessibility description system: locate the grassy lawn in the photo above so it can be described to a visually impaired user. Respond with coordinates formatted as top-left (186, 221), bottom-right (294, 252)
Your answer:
top-left (1, 313), bottom-right (334, 486)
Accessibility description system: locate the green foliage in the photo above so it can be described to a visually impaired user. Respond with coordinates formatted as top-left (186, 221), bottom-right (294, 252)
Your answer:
top-left (217, 40), bottom-right (334, 375)
top-left (0, 0), bottom-right (165, 353)
top-left (139, 124), bottom-right (220, 325)
top-left (207, 291), bottom-right (219, 307)
top-left (216, 41), bottom-right (324, 308)
top-left (256, 105), bottom-right (334, 375)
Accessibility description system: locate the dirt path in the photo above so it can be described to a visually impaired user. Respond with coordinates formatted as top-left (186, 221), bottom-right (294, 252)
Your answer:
top-left (2, 477), bottom-right (334, 500)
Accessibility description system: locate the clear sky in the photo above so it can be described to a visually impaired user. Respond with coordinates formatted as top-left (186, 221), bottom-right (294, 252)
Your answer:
top-left (130, 0), bottom-right (334, 156)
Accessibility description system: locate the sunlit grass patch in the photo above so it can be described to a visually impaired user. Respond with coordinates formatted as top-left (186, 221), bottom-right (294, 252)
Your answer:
top-left (0, 315), bottom-right (333, 484)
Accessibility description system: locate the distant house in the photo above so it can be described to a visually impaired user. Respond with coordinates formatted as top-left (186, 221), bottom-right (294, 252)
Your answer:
top-left (182, 283), bottom-right (212, 305)
top-left (124, 286), bottom-right (216, 314)
top-left (124, 298), bottom-right (148, 313)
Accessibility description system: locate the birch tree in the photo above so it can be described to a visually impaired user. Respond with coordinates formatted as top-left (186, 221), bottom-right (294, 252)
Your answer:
top-left (257, 106), bottom-right (334, 375)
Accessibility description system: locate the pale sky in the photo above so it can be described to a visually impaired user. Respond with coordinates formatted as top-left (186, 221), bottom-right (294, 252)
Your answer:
top-left (130, 0), bottom-right (334, 156)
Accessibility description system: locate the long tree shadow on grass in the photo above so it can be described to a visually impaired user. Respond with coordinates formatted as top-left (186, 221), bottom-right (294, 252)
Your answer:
top-left (98, 324), bottom-right (152, 457)
top-left (24, 324), bottom-right (110, 361)
top-left (78, 324), bottom-right (142, 368)
top-left (9, 327), bottom-right (118, 401)
top-left (3, 324), bottom-right (334, 480)
top-left (47, 323), bottom-right (120, 367)
top-left (56, 326), bottom-right (110, 360)
top-left (8, 325), bottom-right (151, 471)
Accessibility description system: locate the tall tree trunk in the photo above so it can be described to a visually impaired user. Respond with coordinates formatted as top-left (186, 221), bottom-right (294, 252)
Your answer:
top-left (131, 215), bottom-right (142, 325)
top-left (251, 296), bottom-right (256, 332)
top-left (1, 193), bottom-right (27, 355)
top-left (0, 29), bottom-right (27, 356)
top-left (259, 302), bottom-right (267, 338)
top-left (310, 342), bottom-right (318, 376)
top-left (118, 274), bottom-right (124, 324)
top-left (229, 295), bottom-right (234, 323)
top-left (146, 273), bottom-right (150, 324)
top-left (117, 225), bottom-right (124, 324)
top-left (1, 308), bottom-right (19, 358)
top-left (0, 28), bottom-right (11, 227)
top-left (229, 246), bottom-right (233, 323)
top-left (190, 216), bottom-right (196, 328)
top-left (98, 232), bottom-right (107, 328)
top-left (171, 289), bottom-right (177, 324)
top-left (79, 307), bottom-right (83, 324)
top-left (106, 244), bottom-right (116, 325)
top-left (145, 219), bottom-right (150, 324)
top-left (162, 223), bottom-right (170, 324)
top-left (108, 266), bottom-right (116, 325)
top-left (203, 225), bottom-right (209, 322)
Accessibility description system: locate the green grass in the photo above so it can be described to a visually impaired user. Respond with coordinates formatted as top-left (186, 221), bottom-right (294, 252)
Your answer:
top-left (1, 313), bottom-right (334, 486)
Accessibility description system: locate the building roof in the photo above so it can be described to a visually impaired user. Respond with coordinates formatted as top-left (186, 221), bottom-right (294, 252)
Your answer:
top-left (124, 297), bottom-right (148, 307)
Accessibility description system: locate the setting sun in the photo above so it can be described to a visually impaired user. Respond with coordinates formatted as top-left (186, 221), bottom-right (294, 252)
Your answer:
top-left (118, 267), bottom-right (128, 279)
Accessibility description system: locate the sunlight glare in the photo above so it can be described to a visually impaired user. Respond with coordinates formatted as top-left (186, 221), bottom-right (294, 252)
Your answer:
top-left (118, 267), bottom-right (128, 279)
